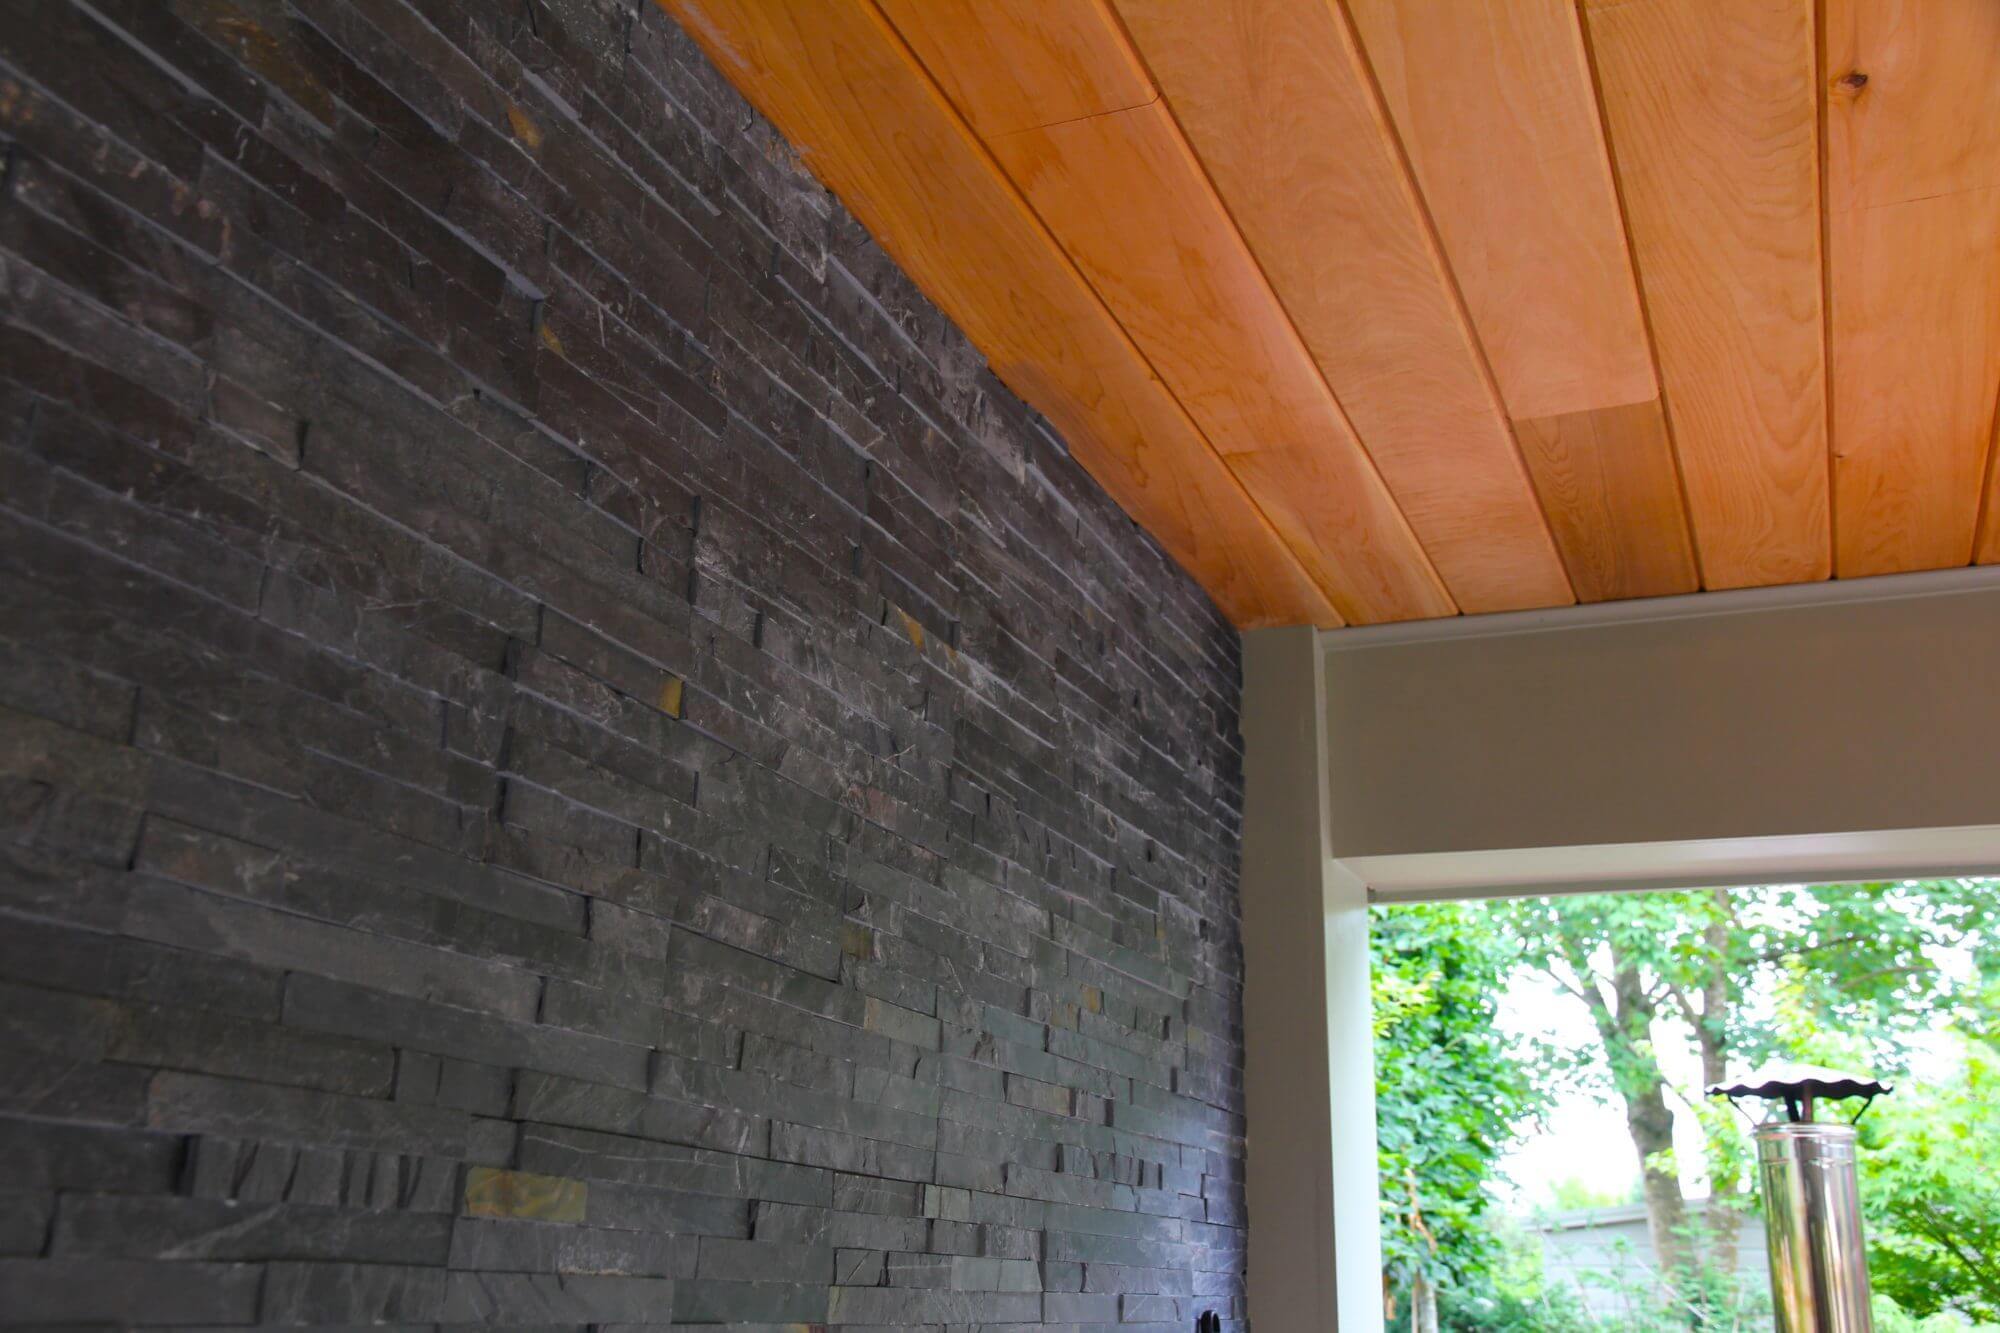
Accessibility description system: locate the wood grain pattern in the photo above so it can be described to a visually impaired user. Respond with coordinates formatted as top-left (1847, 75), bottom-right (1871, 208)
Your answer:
top-left (1349, 0), bottom-right (1693, 603)
top-left (877, 0), bottom-right (1156, 138)
top-left (670, 0), bottom-right (2000, 626)
top-left (660, 0), bottom-right (1341, 627)
top-left (1114, 0), bottom-right (1576, 615)
top-left (1825, 0), bottom-right (2000, 575)
top-left (992, 101), bottom-right (1455, 624)
top-left (1515, 400), bottom-right (1700, 602)
top-left (1584, 0), bottom-right (1831, 590)
top-left (887, 0), bottom-right (1454, 624)
top-left (1824, 0), bottom-right (2000, 207)
top-left (1348, 0), bottom-right (1654, 423)
top-left (1830, 191), bottom-right (2000, 575)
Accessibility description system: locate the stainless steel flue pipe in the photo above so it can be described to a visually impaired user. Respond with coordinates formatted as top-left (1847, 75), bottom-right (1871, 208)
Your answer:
top-left (1757, 1121), bottom-right (1873, 1333)
top-left (1710, 1064), bottom-right (1890, 1333)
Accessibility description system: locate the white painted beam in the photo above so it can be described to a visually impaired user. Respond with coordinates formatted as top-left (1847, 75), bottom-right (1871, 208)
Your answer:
top-left (1318, 562), bottom-right (2000, 652)
top-left (1355, 824), bottom-right (2000, 904)
top-left (1319, 570), bottom-right (2000, 864)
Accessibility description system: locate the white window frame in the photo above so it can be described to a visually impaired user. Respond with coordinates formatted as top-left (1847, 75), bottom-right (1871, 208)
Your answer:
top-left (1238, 567), bottom-right (2000, 1332)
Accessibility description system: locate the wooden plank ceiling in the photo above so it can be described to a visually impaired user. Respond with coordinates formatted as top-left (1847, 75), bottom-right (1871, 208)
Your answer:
top-left (662, 0), bottom-right (2000, 629)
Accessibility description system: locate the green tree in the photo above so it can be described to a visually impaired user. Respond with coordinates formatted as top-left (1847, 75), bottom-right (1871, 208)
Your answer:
top-left (1873, 1296), bottom-right (2000, 1333)
top-left (1437, 1219), bottom-right (1594, 1333)
top-left (1374, 901), bottom-right (1548, 1331)
top-left (1545, 1175), bottom-right (1640, 1213)
top-left (1858, 1029), bottom-right (2000, 1322)
top-left (1499, 881), bottom-right (1989, 1281)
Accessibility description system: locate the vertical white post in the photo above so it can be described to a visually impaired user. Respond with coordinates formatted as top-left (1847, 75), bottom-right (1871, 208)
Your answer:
top-left (1323, 853), bottom-right (1383, 1331)
top-left (1240, 627), bottom-right (1383, 1331)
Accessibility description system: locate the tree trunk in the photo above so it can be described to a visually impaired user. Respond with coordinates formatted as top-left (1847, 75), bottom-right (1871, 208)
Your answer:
top-left (1409, 1270), bottom-right (1439, 1333)
top-left (1695, 892), bottom-right (1742, 1272)
top-left (1693, 1028), bottom-right (1742, 1273)
top-left (1595, 959), bottom-right (1694, 1281)
top-left (1560, 939), bottom-right (1698, 1293)
top-left (1626, 1075), bottom-right (1690, 1277)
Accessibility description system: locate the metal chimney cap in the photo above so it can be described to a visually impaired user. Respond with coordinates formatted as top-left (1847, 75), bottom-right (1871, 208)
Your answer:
top-left (1706, 1062), bottom-right (1891, 1103)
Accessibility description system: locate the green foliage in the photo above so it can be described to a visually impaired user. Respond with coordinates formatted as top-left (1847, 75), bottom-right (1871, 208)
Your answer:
top-left (1755, 882), bottom-right (1996, 1066)
top-left (1375, 879), bottom-right (2000, 1329)
top-left (1499, 879), bottom-right (1986, 1231)
top-left (1436, 1223), bottom-right (1593, 1333)
top-left (1635, 1245), bottom-right (1773, 1333)
top-left (1872, 1295), bottom-right (2000, 1332)
top-left (1871, 1301), bottom-right (1939, 1333)
top-left (1439, 1281), bottom-right (1594, 1333)
top-left (1859, 1034), bottom-right (2000, 1322)
top-left (1434, 1218), bottom-right (1770, 1333)
top-left (1372, 901), bottom-right (1548, 1289)
top-left (1544, 1176), bottom-right (1641, 1213)
top-left (1504, 880), bottom-right (1985, 1098)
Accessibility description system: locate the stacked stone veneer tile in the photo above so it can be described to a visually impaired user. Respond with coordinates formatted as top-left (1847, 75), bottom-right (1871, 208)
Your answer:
top-left (0, 0), bottom-right (1249, 1327)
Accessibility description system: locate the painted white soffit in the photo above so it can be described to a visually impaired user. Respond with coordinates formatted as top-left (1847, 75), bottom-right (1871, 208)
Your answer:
top-left (1353, 823), bottom-right (2000, 903)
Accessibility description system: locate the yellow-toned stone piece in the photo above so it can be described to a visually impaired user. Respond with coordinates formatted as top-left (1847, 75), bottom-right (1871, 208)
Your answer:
top-left (506, 104), bottom-right (544, 150)
top-left (893, 606), bottom-right (924, 650)
top-left (464, 1167), bottom-right (586, 1222)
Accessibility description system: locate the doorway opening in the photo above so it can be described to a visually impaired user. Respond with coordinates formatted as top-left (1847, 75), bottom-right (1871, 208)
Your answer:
top-left (1371, 877), bottom-right (2000, 1332)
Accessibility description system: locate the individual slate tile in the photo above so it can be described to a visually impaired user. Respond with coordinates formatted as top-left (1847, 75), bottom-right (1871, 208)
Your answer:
top-left (260, 1261), bottom-right (450, 1322)
top-left (447, 1217), bottom-right (698, 1278)
top-left (0, 1258), bottom-right (262, 1324)
top-left (463, 1167), bottom-right (588, 1224)
top-left (49, 1195), bottom-right (453, 1264)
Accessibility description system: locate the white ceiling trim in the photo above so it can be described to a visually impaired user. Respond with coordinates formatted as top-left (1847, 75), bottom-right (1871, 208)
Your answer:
top-left (1320, 563), bottom-right (2000, 652)
top-left (1351, 823), bottom-right (2000, 904)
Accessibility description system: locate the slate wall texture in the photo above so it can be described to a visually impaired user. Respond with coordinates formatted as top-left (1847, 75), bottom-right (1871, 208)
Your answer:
top-left (0, 1), bottom-right (1250, 1327)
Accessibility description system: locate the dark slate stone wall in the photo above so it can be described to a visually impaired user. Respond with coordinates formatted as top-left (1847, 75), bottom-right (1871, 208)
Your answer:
top-left (0, 1), bottom-right (1249, 1327)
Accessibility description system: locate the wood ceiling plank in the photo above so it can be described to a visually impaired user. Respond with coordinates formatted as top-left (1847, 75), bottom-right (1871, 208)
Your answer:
top-left (1113, 0), bottom-right (1576, 616)
top-left (1515, 400), bottom-right (1699, 603)
top-left (1582, 0), bottom-right (1831, 591)
top-left (876, 0), bottom-right (1156, 138)
top-left (1825, 0), bottom-right (2000, 576)
top-left (1348, 0), bottom-right (1694, 602)
top-left (657, 0), bottom-right (1341, 627)
top-left (1825, 0), bottom-right (2000, 206)
top-left (883, 0), bottom-right (1455, 625)
top-left (1832, 192), bottom-right (2000, 574)
top-left (1348, 0), bottom-right (1654, 424)
top-left (992, 101), bottom-right (1455, 625)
